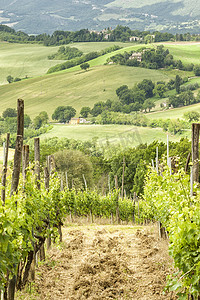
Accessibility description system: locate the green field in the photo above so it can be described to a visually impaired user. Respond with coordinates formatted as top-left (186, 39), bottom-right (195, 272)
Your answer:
top-left (0, 65), bottom-right (170, 118)
top-left (0, 40), bottom-right (200, 124)
top-left (0, 43), bottom-right (63, 84)
top-left (164, 43), bottom-right (200, 65)
top-left (41, 124), bottom-right (187, 147)
top-left (0, 41), bottom-right (134, 85)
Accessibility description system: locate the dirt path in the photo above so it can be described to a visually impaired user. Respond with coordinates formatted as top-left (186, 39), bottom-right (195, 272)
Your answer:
top-left (16, 224), bottom-right (177, 299)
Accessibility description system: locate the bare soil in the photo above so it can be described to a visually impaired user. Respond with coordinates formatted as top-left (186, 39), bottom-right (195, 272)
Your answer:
top-left (16, 224), bottom-right (177, 300)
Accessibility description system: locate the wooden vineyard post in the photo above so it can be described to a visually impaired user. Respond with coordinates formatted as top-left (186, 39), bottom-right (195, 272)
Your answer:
top-left (34, 138), bottom-right (45, 261)
top-left (65, 171), bottom-right (69, 189)
top-left (8, 99), bottom-right (24, 300)
top-left (83, 174), bottom-right (87, 190)
top-left (121, 157), bottom-right (125, 199)
top-left (10, 99), bottom-right (24, 197)
top-left (44, 166), bottom-right (49, 191)
top-left (192, 123), bottom-right (200, 183)
top-left (44, 164), bottom-right (51, 250)
top-left (114, 175), bottom-right (120, 224)
top-left (34, 138), bottom-right (40, 190)
top-left (22, 145), bottom-right (29, 182)
top-left (1, 133), bottom-right (10, 205)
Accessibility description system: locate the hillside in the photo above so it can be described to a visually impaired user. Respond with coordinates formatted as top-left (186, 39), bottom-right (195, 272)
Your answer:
top-left (1, 0), bottom-right (200, 34)
top-left (0, 65), bottom-right (170, 118)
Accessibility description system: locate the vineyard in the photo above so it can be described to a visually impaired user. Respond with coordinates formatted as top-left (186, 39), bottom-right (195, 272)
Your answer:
top-left (0, 100), bottom-right (200, 299)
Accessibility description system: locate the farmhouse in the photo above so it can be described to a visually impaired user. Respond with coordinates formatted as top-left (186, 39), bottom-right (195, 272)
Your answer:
top-left (69, 118), bottom-right (87, 125)
top-left (129, 52), bottom-right (142, 62)
top-left (129, 36), bottom-right (142, 42)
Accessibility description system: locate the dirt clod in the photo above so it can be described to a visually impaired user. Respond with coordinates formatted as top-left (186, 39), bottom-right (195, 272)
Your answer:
top-left (16, 224), bottom-right (177, 300)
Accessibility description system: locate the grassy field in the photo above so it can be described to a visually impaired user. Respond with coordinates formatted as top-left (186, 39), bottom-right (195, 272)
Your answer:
top-left (40, 124), bottom-right (187, 147)
top-left (0, 65), bottom-right (171, 118)
top-left (0, 40), bottom-right (200, 125)
top-left (164, 43), bottom-right (200, 65)
top-left (148, 102), bottom-right (200, 119)
top-left (0, 42), bottom-right (63, 85)
top-left (0, 41), bottom-right (135, 85)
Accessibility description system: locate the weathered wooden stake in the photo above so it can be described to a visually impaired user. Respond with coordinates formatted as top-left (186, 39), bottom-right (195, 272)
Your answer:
top-left (34, 138), bottom-right (40, 189)
top-left (65, 172), bottom-right (69, 189)
top-left (108, 174), bottom-right (110, 194)
top-left (121, 157), bottom-right (125, 199)
top-left (151, 159), bottom-right (155, 170)
top-left (1, 133), bottom-right (10, 205)
top-left (190, 166), bottom-right (193, 197)
top-left (82, 174), bottom-right (87, 190)
top-left (10, 99), bottom-right (24, 197)
top-left (114, 175), bottom-right (120, 224)
top-left (8, 99), bottom-right (24, 300)
top-left (22, 145), bottom-right (29, 181)
top-left (192, 123), bottom-right (200, 183)
top-left (156, 146), bottom-right (159, 174)
top-left (114, 175), bottom-right (118, 190)
top-left (44, 167), bottom-right (49, 191)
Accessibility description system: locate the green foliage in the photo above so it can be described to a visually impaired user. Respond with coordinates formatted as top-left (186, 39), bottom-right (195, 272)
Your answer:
top-left (193, 65), bottom-right (200, 76)
top-left (6, 75), bottom-right (13, 84)
top-left (54, 149), bottom-right (94, 189)
top-left (175, 75), bottom-right (181, 93)
top-left (143, 99), bottom-right (155, 112)
top-left (47, 45), bottom-right (121, 74)
top-left (154, 83), bottom-right (167, 98)
top-left (33, 115), bottom-right (42, 129)
top-left (80, 106), bottom-right (91, 118)
top-left (2, 108), bottom-right (17, 118)
top-left (143, 167), bottom-right (200, 298)
top-left (184, 111), bottom-right (200, 122)
top-left (52, 106), bottom-right (76, 123)
top-left (80, 62), bottom-right (90, 71)
top-left (48, 46), bottom-right (83, 60)
top-left (38, 111), bottom-right (49, 124)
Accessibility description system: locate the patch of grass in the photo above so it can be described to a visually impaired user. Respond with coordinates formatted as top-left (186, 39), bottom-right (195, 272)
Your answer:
top-left (165, 43), bottom-right (200, 65)
top-left (40, 124), bottom-right (185, 147)
top-left (0, 42), bottom-right (64, 85)
top-left (0, 65), bottom-right (171, 118)
top-left (148, 102), bottom-right (200, 120)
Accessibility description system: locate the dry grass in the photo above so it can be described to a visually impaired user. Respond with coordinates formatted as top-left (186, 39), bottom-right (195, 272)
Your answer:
top-left (16, 222), bottom-right (177, 300)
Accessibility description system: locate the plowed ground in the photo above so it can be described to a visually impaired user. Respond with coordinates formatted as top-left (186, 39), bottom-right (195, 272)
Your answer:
top-left (16, 224), bottom-right (177, 300)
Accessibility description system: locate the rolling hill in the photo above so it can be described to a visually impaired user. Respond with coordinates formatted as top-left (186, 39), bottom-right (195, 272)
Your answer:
top-left (0, 0), bottom-right (200, 34)
top-left (1, 41), bottom-right (200, 119)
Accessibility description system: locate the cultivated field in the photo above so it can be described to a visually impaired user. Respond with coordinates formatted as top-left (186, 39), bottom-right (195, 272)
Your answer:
top-left (0, 65), bottom-right (170, 118)
top-left (0, 41), bottom-right (133, 85)
top-left (0, 41), bottom-right (200, 126)
top-left (41, 124), bottom-right (188, 148)
top-left (16, 222), bottom-right (176, 300)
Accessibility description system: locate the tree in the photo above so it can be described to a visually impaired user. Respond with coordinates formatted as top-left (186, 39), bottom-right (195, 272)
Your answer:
top-left (2, 108), bottom-right (17, 118)
top-left (116, 85), bottom-right (129, 98)
top-left (80, 107), bottom-right (91, 118)
top-left (193, 65), bottom-right (200, 76)
top-left (6, 75), bottom-right (13, 84)
top-left (154, 84), bottom-right (167, 98)
top-left (80, 62), bottom-right (90, 71)
top-left (24, 114), bottom-right (31, 128)
top-left (137, 79), bottom-right (155, 98)
top-left (52, 106), bottom-right (76, 123)
top-left (91, 102), bottom-right (104, 117)
top-left (54, 149), bottom-right (93, 189)
top-left (175, 75), bottom-right (181, 94)
top-left (39, 111), bottom-right (49, 124)
top-left (184, 111), bottom-right (200, 123)
top-left (143, 99), bottom-right (155, 112)
top-left (33, 116), bottom-right (42, 129)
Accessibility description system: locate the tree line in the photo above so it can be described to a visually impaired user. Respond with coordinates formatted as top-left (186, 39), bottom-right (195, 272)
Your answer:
top-left (1, 24), bottom-right (200, 46)
top-left (108, 44), bottom-right (200, 76)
